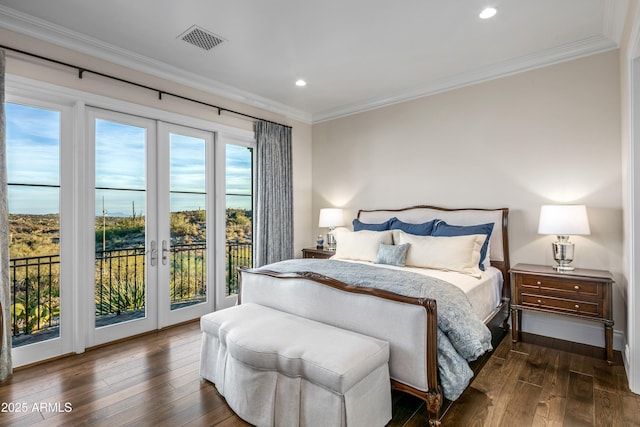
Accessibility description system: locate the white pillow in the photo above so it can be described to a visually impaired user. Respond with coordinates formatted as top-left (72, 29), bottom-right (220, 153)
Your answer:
top-left (394, 230), bottom-right (485, 277)
top-left (483, 240), bottom-right (492, 270)
top-left (332, 229), bottom-right (393, 262)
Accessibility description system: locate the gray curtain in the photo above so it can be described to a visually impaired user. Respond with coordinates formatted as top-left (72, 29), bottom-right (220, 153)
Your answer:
top-left (255, 120), bottom-right (293, 267)
top-left (0, 49), bottom-right (11, 382)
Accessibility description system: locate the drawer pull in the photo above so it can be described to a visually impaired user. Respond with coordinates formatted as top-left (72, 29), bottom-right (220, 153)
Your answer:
top-left (574, 285), bottom-right (580, 290)
top-left (537, 300), bottom-right (542, 304)
top-left (536, 281), bottom-right (542, 285)
top-left (575, 305), bottom-right (580, 309)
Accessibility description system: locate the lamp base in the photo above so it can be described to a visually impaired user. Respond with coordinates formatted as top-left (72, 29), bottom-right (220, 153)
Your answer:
top-left (552, 236), bottom-right (575, 272)
top-left (553, 263), bottom-right (575, 272)
top-left (326, 228), bottom-right (337, 251)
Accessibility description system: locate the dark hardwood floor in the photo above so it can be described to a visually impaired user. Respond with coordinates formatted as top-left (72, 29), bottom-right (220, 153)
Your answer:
top-left (0, 321), bottom-right (639, 426)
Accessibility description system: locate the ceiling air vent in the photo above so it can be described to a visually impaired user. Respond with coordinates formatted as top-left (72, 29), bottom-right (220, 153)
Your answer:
top-left (178, 25), bottom-right (226, 51)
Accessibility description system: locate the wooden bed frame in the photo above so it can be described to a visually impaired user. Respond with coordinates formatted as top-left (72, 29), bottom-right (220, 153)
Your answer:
top-left (239, 205), bottom-right (511, 425)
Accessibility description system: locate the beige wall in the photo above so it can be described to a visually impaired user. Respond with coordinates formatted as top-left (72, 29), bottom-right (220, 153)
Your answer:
top-left (312, 50), bottom-right (625, 341)
top-left (1, 28), bottom-right (313, 257)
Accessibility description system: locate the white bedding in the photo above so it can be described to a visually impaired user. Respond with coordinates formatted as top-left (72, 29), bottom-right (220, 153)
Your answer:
top-left (335, 259), bottom-right (503, 322)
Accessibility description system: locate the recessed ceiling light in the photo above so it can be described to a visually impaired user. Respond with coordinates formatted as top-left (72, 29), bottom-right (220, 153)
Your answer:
top-left (295, 79), bottom-right (307, 87)
top-left (479, 7), bottom-right (497, 19)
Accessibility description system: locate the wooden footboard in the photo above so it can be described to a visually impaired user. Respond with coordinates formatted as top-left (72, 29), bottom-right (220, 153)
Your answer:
top-left (238, 267), bottom-right (445, 423)
top-left (391, 298), bottom-right (442, 425)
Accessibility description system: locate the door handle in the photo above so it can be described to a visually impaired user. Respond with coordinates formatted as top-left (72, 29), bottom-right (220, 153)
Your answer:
top-left (162, 240), bottom-right (169, 265)
top-left (150, 240), bottom-right (157, 267)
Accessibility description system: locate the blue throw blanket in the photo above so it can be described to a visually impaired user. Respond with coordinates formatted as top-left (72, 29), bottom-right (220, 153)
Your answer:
top-left (257, 259), bottom-right (493, 400)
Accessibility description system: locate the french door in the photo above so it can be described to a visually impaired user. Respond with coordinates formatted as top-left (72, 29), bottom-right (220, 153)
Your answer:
top-left (6, 99), bottom-right (74, 366)
top-left (6, 78), bottom-right (255, 364)
top-left (157, 122), bottom-right (215, 326)
top-left (88, 109), bottom-right (215, 346)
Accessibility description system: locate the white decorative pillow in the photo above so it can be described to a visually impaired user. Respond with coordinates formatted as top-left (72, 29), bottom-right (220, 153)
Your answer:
top-left (333, 229), bottom-right (393, 262)
top-left (483, 240), bottom-right (492, 270)
top-left (394, 230), bottom-right (485, 277)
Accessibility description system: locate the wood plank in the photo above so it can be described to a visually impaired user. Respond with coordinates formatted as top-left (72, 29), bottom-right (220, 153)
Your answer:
top-left (531, 348), bottom-right (571, 426)
top-left (444, 349), bottom-right (529, 426)
top-left (569, 353), bottom-right (592, 377)
top-left (439, 385), bottom-right (490, 426)
top-left (498, 380), bottom-right (542, 427)
top-left (387, 390), bottom-right (424, 426)
top-left (397, 403), bottom-right (429, 427)
top-left (125, 384), bottom-right (224, 427)
top-left (564, 370), bottom-right (595, 426)
top-left (619, 392), bottom-right (640, 427)
top-left (594, 388), bottom-right (623, 427)
top-left (518, 344), bottom-right (550, 387)
top-left (592, 362), bottom-right (625, 394)
top-left (182, 402), bottom-right (248, 427)
top-left (491, 331), bottom-right (512, 360)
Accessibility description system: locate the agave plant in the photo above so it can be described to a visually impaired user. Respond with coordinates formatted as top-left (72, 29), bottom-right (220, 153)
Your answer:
top-left (11, 298), bottom-right (60, 336)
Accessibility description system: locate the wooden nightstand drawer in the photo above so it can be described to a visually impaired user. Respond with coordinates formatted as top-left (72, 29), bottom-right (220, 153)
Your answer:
top-left (518, 274), bottom-right (602, 298)
top-left (302, 247), bottom-right (334, 259)
top-left (520, 293), bottom-right (601, 317)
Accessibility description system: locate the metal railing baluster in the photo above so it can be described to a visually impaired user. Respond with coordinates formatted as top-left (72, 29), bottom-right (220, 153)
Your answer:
top-left (10, 241), bottom-right (252, 339)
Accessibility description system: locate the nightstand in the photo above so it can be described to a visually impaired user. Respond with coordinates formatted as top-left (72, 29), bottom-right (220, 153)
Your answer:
top-left (510, 263), bottom-right (615, 364)
top-left (302, 247), bottom-right (335, 259)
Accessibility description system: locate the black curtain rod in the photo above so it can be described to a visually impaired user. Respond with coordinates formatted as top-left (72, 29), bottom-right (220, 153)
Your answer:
top-left (0, 45), bottom-right (292, 129)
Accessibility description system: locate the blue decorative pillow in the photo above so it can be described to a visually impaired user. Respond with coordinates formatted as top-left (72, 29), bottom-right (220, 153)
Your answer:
top-left (352, 217), bottom-right (395, 231)
top-left (431, 221), bottom-right (494, 271)
top-left (375, 243), bottom-right (410, 267)
top-left (390, 218), bottom-right (436, 236)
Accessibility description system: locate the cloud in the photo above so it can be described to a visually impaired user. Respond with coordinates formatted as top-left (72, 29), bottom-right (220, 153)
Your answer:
top-left (6, 103), bottom-right (61, 142)
top-left (7, 105), bottom-right (254, 215)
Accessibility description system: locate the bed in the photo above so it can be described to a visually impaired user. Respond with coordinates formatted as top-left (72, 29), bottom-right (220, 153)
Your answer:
top-left (238, 205), bottom-right (510, 425)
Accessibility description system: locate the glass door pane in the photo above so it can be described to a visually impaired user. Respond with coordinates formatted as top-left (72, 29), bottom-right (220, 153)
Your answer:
top-left (157, 122), bottom-right (213, 327)
top-left (6, 103), bottom-right (61, 348)
top-left (225, 144), bottom-right (253, 296)
top-left (93, 116), bottom-right (152, 330)
top-left (169, 133), bottom-right (206, 310)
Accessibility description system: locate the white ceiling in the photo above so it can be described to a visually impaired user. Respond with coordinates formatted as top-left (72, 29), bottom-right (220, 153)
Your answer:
top-left (0, 0), bottom-right (627, 123)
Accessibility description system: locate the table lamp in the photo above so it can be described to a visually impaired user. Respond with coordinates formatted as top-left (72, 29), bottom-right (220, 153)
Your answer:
top-left (538, 204), bottom-right (590, 271)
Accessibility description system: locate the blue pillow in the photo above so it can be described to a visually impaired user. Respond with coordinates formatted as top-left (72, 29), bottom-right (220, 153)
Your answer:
top-left (390, 218), bottom-right (436, 236)
top-left (432, 221), bottom-right (494, 271)
top-left (375, 243), bottom-right (410, 267)
top-left (352, 217), bottom-right (395, 231)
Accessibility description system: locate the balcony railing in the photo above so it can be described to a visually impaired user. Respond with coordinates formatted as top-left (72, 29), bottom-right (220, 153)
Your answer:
top-left (10, 241), bottom-right (252, 344)
top-left (170, 242), bottom-right (207, 308)
top-left (227, 240), bottom-right (252, 295)
top-left (10, 254), bottom-right (61, 339)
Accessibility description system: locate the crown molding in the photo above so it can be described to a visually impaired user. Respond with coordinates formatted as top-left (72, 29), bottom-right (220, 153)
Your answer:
top-left (0, 5), bottom-right (313, 124)
top-left (603, 0), bottom-right (629, 44)
top-left (312, 34), bottom-right (618, 123)
top-left (0, 5), bottom-right (622, 126)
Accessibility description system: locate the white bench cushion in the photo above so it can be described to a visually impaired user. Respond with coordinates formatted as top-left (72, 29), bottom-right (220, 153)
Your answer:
top-left (200, 303), bottom-right (389, 394)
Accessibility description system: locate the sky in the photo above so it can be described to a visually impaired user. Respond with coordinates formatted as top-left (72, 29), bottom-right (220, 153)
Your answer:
top-left (6, 102), bottom-right (253, 216)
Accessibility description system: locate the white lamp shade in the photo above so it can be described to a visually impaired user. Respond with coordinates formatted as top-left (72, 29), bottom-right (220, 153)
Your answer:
top-left (538, 205), bottom-right (591, 236)
top-left (318, 208), bottom-right (344, 228)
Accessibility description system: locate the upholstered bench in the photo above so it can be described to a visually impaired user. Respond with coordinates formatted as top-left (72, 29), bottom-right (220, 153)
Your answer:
top-left (200, 303), bottom-right (392, 427)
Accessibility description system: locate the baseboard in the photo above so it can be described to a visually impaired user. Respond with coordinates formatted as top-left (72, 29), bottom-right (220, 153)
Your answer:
top-left (517, 310), bottom-right (625, 351)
